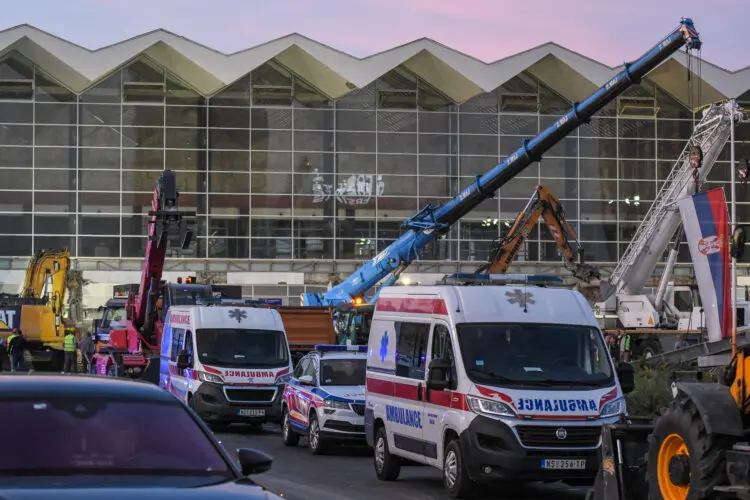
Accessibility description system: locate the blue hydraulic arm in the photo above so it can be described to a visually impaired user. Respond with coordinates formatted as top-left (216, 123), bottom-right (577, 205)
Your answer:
top-left (302, 19), bottom-right (702, 307)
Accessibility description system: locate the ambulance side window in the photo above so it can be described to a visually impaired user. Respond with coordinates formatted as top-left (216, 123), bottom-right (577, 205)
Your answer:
top-left (170, 328), bottom-right (185, 362)
top-left (395, 322), bottom-right (429, 380)
top-left (183, 330), bottom-right (194, 365)
top-left (431, 324), bottom-right (457, 389)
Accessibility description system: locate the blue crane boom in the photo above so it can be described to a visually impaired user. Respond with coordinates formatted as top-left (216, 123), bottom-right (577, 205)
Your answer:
top-left (302, 19), bottom-right (702, 307)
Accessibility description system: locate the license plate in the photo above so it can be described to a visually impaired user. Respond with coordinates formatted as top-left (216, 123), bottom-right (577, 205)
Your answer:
top-left (237, 409), bottom-right (265, 417)
top-left (541, 459), bottom-right (586, 470)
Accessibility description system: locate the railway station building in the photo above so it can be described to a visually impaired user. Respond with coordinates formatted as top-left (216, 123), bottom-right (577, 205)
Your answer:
top-left (0, 25), bottom-right (748, 304)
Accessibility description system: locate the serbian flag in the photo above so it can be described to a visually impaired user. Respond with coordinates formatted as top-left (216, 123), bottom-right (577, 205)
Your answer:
top-left (677, 188), bottom-right (732, 342)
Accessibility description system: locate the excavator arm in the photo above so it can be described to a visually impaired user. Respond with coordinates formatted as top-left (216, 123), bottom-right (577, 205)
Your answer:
top-left (478, 186), bottom-right (600, 282)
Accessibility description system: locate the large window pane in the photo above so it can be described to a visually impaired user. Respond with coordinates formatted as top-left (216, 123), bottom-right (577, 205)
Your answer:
top-left (80, 170), bottom-right (120, 191)
top-left (251, 129), bottom-right (292, 151)
top-left (122, 105), bottom-right (164, 127)
top-left (122, 149), bottom-right (163, 170)
top-left (0, 146), bottom-right (32, 167)
top-left (80, 104), bottom-right (120, 126)
top-left (79, 126), bottom-right (121, 148)
top-left (79, 237), bottom-right (120, 257)
top-left (34, 170), bottom-right (74, 190)
top-left (35, 103), bottom-right (76, 125)
top-left (0, 168), bottom-right (31, 190)
top-left (210, 150), bottom-right (249, 172)
top-left (0, 102), bottom-right (33, 123)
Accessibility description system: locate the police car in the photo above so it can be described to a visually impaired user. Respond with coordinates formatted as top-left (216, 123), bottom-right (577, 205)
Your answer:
top-left (281, 345), bottom-right (367, 454)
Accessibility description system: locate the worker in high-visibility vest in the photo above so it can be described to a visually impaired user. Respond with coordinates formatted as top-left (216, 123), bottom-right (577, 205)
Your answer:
top-left (7, 329), bottom-right (26, 372)
top-left (62, 329), bottom-right (78, 374)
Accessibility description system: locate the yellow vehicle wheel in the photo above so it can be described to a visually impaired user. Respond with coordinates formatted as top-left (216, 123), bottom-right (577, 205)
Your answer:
top-left (656, 433), bottom-right (690, 499)
top-left (647, 396), bottom-right (732, 500)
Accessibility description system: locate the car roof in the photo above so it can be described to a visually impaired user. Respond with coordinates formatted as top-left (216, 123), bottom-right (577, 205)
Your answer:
top-left (0, 374), bottom-right (180, 402)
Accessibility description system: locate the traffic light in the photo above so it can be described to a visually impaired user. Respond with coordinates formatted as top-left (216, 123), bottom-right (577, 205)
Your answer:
top-left (185, 276), bottom-right (196, 284)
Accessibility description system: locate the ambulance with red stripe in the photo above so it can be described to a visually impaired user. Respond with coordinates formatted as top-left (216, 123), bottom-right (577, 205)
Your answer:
top-left (364, 274), bottom-right (635, 498)
top-left (159, 304), bottom-right (293, 427)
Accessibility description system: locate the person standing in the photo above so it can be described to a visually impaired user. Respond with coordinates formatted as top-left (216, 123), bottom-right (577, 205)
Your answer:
top-left (8, 329), bottom-right (26, 372)
top-left (62, 329), bottom-right (78, 374)
top-left (80, 332), bottom-right (95, 374)
top-left (0, 336), bottom-right (6, 372)
top-left (619, 329), bottom-right (632, 362)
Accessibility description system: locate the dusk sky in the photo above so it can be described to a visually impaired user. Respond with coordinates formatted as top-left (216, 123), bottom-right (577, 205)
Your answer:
top-left (3, 0), bottom-right (748, 70)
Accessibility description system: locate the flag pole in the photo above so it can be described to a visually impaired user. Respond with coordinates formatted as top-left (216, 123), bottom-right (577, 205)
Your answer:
top-left (731, 100), bottom-right (737, 359)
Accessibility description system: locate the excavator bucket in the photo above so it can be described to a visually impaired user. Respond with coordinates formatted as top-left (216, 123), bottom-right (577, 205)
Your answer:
top-left (587, 420), bottom-right (653, 500)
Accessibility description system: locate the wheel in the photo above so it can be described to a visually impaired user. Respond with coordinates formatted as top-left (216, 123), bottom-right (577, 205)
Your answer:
top-left (282, 408), bottom-right (300, 446)
top-left (443, 439), bottom-right (475, 498)
top-left (647, 395), bottom-right (733, 500)
top-left (307, 412), bottom-right (326, 455)
top-left (373, 426), bottom-right (401, 481)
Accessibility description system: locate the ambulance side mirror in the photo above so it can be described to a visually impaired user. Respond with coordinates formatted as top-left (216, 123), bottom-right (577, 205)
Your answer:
top-left (299, 374), bottom-right (314, 386)
top-left (616, 361), bottom-right (635, 395)
top-left (176, 351), bottom-right (191, 370)
top-left (426, 359), bottom-right (452, 391)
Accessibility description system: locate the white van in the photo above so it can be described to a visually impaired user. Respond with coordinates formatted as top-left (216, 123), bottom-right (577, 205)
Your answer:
top-left (364, 274), bottom-right (634, 498)
top-left (159, 304), bottom-right (293, 427)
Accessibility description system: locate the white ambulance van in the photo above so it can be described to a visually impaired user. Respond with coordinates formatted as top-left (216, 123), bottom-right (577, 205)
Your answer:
top-left (159, 304), bottom-right (293, 427)
top-left (364, 274), bottom-right (635, 498)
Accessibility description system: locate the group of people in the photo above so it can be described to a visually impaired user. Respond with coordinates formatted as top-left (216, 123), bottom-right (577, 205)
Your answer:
top-left (605, 329), bottom-right (632, 362)
top-left (0, 328), bottom-right (97, 373)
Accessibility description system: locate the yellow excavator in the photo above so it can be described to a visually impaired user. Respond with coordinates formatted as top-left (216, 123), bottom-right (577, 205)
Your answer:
top-left (476, 184), bottom-right (600, 283)
top-left (0, 249), bottom-right (74, 370)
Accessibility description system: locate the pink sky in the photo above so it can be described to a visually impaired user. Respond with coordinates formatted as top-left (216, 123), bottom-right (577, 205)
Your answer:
top-left (4, 0), bottom-right (748, 70)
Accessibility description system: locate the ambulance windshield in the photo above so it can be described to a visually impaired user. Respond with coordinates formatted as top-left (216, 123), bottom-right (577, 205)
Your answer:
top-left (456, 323), bottom-right (614, 388)
top-left (196, 329), bottom-right (289, 368)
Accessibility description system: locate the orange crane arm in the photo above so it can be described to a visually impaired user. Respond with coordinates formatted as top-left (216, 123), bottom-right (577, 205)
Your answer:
top-left (478, 185), bottom-right (600, 282)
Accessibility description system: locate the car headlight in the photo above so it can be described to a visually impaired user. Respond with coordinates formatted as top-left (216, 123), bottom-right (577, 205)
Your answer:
top-left (275, 373), bottom-right (292, 385)
top-left (324, 399), bottom-right (350, 410)
top-left (198, 371), bottom-right (223, 384)
top-left (465, 395), bottom-right (515, 418)
top-left (600, 397), bottom-right (626, 418)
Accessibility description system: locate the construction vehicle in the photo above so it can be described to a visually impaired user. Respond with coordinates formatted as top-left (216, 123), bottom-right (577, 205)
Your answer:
top-left (302, 18), bottom-right (703, 340)
top-left (0, 249), bottom-right (73, 370)
top-left (476, 184), bottom-right (600, 283)
top-left (92, 170), bottom-right (198, 380)
top-left (591, 326), bottom-right (750, 498)
top-left (595, 100), bottom-right (750, 358)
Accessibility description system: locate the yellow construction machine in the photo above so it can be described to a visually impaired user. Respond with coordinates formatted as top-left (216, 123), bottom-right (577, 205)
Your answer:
top-left (476, 184), bottom-right (600, 283)
top-left (0, 249), bottom-right (74, 370)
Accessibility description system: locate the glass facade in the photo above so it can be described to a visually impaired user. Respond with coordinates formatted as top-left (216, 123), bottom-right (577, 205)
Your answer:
top-left (0, 51), bottom-right (748, 264)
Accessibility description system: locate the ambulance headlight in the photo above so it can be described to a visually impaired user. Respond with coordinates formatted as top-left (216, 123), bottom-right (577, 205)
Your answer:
top-left (198, 371), bottom-right (222, 384)
top-left (324, 399), bottom-right (350, 410)
top-left (600, 397), bottom-right (626, 418)
top-left (275, 373), bottom-right (292, 385)
top-left (465, 395), bottom-right (515, 418)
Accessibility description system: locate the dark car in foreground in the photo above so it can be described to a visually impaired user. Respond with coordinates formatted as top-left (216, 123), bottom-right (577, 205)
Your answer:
top-left (0, 374), bottom-right (282, 499)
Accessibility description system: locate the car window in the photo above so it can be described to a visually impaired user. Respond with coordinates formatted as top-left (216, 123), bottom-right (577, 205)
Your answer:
top-left (0, 397), bottom-right (233, 477)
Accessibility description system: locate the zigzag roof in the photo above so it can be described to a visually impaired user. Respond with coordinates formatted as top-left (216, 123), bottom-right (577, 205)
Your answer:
top-left (0, 24), bottom-right (748, 108)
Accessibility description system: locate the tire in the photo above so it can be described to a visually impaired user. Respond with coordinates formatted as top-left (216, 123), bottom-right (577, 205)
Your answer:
top-left (646, 395), bottom-right (733, 499)
top-left (307, 412), bottom-right (326, 455)
top-left (443, 439), bottom-right (475, 499)
top-left (373, 426), bottom-right (401, 481)
top-left (282, 409), bottom-right (300, 446)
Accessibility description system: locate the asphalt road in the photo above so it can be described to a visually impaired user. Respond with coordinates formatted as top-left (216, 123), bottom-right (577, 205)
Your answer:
top-left (216, 424), bottom-right (591, 500)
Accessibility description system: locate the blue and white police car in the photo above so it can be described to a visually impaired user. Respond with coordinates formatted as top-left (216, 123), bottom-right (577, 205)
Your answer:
top-left (281, 344), bottom-right (367, 454)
